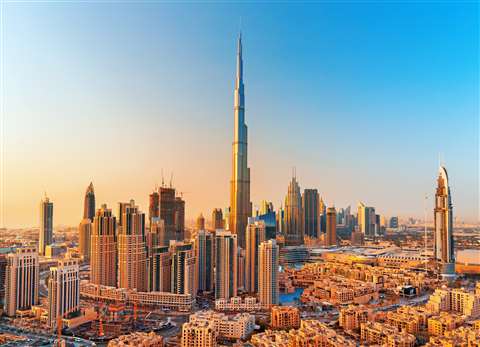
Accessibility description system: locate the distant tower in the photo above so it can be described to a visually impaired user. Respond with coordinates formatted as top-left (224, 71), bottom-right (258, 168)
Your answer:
top-left (196, 213), bottom-right (205, 231)
top-left (284, 175), bottom-right (303, 246)
top-left (90, 204), bottom-right (117, 287)
top-left (302, 189), bottom-right (320, 238)
top-left (245, 220), bottom-right (266, 293)
top-left (117, 201), bottom-right (147, 291)
top-left (174, 196), bottom-right (185, 239)
top-left (229, 34), bottom-right (252, 249)
top-left (4, 247), bottom-right (39, 317)
top-left (148, 190), bottom-right (160, 226)
top-left (78, 218), bottom-right (92, 260)
top-left (195, 230), bottom-right (214, 292)
top-left (215, 230), bottom-right (238, 299)
top-left (434, 166), bottom-right (455, 277)
top-left (357, 202), bottom-right (376, 238)
top-left (211, 208), bottom-right (224, 230)
top-left (258, 239), bottom-right (279, 307)
top-left (39, 195), bottom-right (53, 256)
top-left (325, 206), bottom-right (337, 246)
top-left (83, 182), bottom-right (95, 221)
top-left (48, 258), bottom-right (80, 329)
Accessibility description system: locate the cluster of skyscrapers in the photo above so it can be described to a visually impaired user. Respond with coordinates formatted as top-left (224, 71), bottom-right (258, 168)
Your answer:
top-left (2, 35), bottom-right (459, 338)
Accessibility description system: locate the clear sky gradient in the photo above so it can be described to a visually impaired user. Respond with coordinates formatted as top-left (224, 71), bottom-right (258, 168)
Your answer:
top-left (3, 2), bottom-right (478, 228)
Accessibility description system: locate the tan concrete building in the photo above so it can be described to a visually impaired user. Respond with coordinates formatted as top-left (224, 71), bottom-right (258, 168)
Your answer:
top-left (360, 321), bottom-right (416, 347)
top-left (108, 331), bottom-right (163, 346)
top-left (48, 258), bottom-right (80, 329)
top-left (181, 320), bottom-right (217, 347)
top-left (4, 247), bottom-right (39, 317)
top-left (117, 201), bottom-right (148, 291)
top-left (258, 239), bottom-right (279, 307)
top-left (189, 310), bottom-right (255, 340)
top-left (90, 204), bottom-right (117, 287)
top-left (427, 312), bottom-right (464, 336)
top-left (339, 305), bottom-right (370, 331)
top-left (270, 306), bottom-right (300, 330)
top-left (245, 220), bottom-right (266, 293)
top-left (427, 286), bottom-right (480, 318)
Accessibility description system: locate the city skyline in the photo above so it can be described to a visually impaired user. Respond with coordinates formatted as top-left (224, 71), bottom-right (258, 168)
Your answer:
top-left (3, 2), bottom-right (478, 228)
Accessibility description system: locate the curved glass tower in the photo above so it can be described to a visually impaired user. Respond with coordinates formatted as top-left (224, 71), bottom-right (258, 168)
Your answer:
top-left (434, 166), bottom-right (455, 278)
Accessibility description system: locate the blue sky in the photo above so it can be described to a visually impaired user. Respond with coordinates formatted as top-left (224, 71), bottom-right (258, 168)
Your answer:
top-left (3, 2), bottom-right (478, 227)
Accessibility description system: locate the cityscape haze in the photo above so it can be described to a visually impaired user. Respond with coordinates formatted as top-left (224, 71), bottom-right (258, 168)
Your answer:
top-left (0, 2), bottom-right (479, 347)
top-left (2, 2), bottom-right (479, 228)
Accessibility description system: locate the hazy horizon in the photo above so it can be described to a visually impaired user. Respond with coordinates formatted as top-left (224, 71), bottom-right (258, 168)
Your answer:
top-left (2, 2), bottom-right (479, 228)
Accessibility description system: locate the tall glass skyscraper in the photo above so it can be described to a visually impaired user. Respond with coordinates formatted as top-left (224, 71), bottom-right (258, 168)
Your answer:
top-left (229, 34), bottom-right (252, 249)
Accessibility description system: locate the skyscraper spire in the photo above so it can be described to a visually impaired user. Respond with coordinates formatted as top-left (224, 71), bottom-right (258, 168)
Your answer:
top-left (230, 33), bottom-right (251, 249)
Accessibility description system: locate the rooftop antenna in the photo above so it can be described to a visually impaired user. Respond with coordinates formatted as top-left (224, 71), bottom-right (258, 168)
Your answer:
top-left (170, 172), bottom-right (173, 188)
top-left (161, 169), bottom-right (165, 187)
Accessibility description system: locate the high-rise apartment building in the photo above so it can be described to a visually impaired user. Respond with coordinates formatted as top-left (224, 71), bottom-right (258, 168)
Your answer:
top-left (39, 196), bottom-right (53, 256)
top-left (258, 239), bottom-right (279, 307)
top-left (302, 189), bottom-right (319, 238)
top-left (78, 218), bottom-right (92, 260)
top-left (229, 34), bottom-right (252, 249)
top-left (48, 258), bottom-right (80, 328)
top-left (284, 175), bottom-right (303, 246)
top-left (4, 248), bottom-right (39, 317)
top-left (83, 182), bottom-right (95, 221)
top-left (325, 206), bottom-right (337, 246)
top-left (215, 231), bottom-right (237, 300)
top-left (434, 166), bottom-right (455, 277)
top-left (211, 208), bottom-right (224, 230)
top-left (245, 220), bottom-right (266, 293)
top-left (195, 230), bottom-right (214, 293)
top-left (0, 255), bottom-right (6, 307)
top-left (148, 246), bottom-right (171, 292)
top-left (170, 241), bottom-right (196, 296)
top-left (118, 201), bottom-right (148, 291)
top-left (90, 204), bottom-right (117, 287)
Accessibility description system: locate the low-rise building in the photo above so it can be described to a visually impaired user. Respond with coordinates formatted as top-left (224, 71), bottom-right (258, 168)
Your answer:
top-left (425, 325), bottom-right (480, 347)
top-left (339, 305), bottom-right (370, 331)
top-left (270, 306), bottom-right (300, 330)
top-left (215, 296), bottom-right (263, 312)
top-left (181, 320), bottom-right (217, 347)
top-left (80, 282), bottom-right (193, 311)
top-left (426, 286), bottom-right (480, 318)
top-left (188, 310), bottom-right (255, 340)
top-left (108, 332), bottom-right (163, 346)
top-left (360, 321), bottom-right (416, 347)
top-left (427, 312), bottom-right (464, 337)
